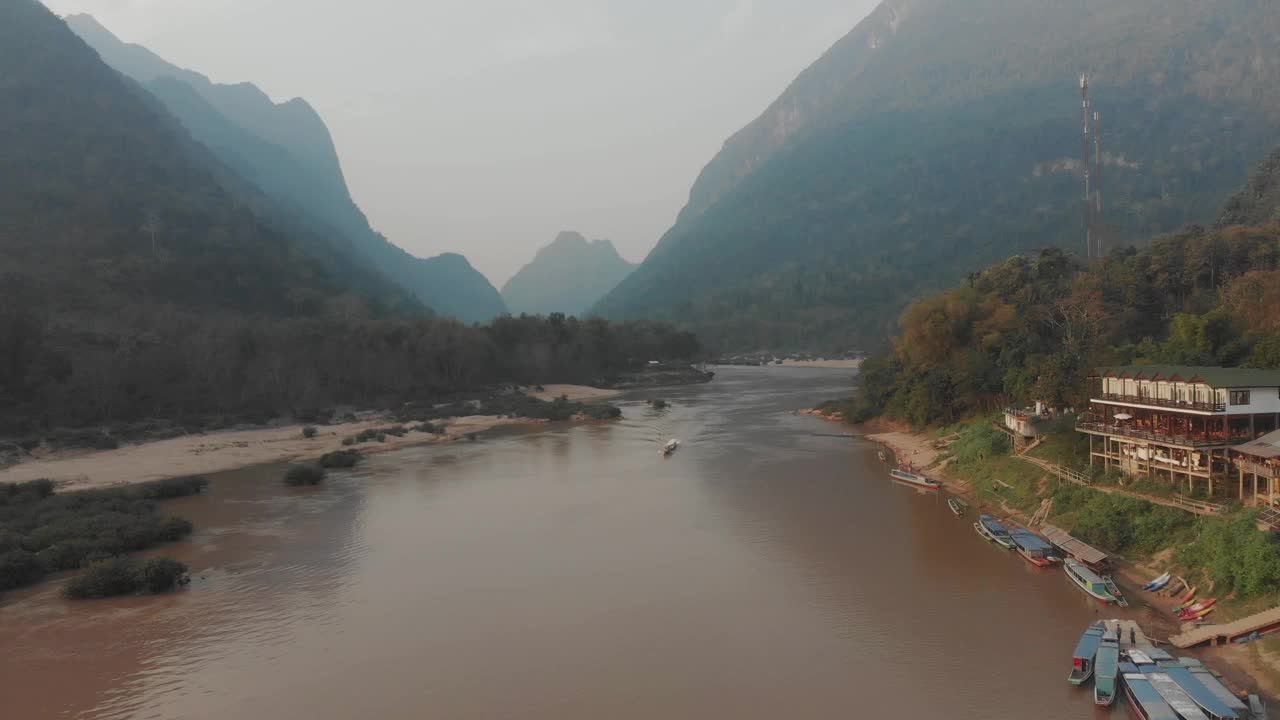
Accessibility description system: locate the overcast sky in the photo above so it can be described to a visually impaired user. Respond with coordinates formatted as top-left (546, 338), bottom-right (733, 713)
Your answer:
top-left (43, 0), bottom-right (877, 285)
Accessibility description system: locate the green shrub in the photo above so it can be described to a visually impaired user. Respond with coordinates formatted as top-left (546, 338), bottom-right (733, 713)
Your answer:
top-left (651, 399), bottom-right (669, 409)
top-left (0, 481), bottom-right (197, 592)
top-left (283, 464), bottom-right (325, 486)
top-left (0, 550), bottom-right (45, 591)
top-left (951, 423), bottom-right (1009, 465)
top-left (302, 426), bottom-right (318, 439)
top-left (134, 476), bottom-right (208, 500)
top-left (342, 436), bottom-right (356, 446)
top-left (1177, 512), bottom-right (1280, 598)
top-left (384, 425), bottom-right (408, 437)
top-left (62, 556), bottom-right (189, 599)
top-left (412, 422), bottom-right (443, 434)
top-left (136, 558), bottom-right (190, 594)
top-left (319, 450), bottom-right (361, 469)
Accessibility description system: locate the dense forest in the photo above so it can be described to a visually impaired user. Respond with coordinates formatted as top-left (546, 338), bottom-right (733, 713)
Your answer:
top-left (0, 308), bottom-right (701, 436)
top-left (833, 224), bottom-right (1280, 426)
top-left (597, 0), bottom-right (1280, 352)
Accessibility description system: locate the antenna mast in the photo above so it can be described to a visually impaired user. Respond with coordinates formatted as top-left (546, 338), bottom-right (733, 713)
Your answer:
top-left (1080, 74), bottom-right (1103, 260)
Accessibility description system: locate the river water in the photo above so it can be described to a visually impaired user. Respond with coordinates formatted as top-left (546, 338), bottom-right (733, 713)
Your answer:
top-left (2, 367), bottom-right (1161, 719)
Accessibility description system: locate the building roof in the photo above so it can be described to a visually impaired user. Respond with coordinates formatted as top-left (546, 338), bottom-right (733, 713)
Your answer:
top-left (1041, 525), bottom-right (1109, 565)
top-left (1233, 429), bottom-right (1280, 459)
top-left (1093, 365), bottom-right (1280, 389)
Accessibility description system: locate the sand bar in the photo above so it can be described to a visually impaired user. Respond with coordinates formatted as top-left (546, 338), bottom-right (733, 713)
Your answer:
top-left (1, 385), bottom-right (619, 491)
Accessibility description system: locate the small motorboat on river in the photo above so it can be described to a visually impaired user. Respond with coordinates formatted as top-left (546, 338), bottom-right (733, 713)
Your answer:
top-left (974, 514), bottom-right (1016, 549)
top-left (1069, 621), bottom-right (1106, 685)
top-left (889, 468), bottom-right (942, 492)
top-left (947, 498), bottom-right (967, 516)
top-left (663, 439), bottom-right (680, 456)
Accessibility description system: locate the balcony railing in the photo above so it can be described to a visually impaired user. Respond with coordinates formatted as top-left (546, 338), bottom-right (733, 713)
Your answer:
top-left (1236, 458), bottom-right (1279, 479)
top-left (1076, 422), bottom-right (1250, 448)
top-left (1096, 393), bottom-right (1226, 413)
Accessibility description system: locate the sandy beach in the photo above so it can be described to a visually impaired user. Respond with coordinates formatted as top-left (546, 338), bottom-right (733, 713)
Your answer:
top-left (0, 385), bottom-right (618, 492)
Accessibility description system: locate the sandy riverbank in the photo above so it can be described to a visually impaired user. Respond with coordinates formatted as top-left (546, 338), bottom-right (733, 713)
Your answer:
top-left (0, 385), bottom-right (618, 492)
top-left (778, 359), bottom-right (863, 369)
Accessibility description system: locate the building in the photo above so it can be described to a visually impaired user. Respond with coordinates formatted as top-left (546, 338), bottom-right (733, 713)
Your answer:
top-left (1076, 366), bottom-right (1280, 499)
top-left (1231, 430), bottom-right (1280, 505)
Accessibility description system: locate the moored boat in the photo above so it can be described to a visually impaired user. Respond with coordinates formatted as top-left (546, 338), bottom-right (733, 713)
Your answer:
top-left (1158, 661), bottom-right (1240, 720)
top-left (1094, 626), bottom-right (1120, 706)
top-left (947, 498), bottom-right (967, 516)
top-left (1103, 575), bottom-right (1129, 607)
top-left (1144, 572), bottom-right (1173, 592)
top-left (1010, 528), bottom-right (1057, 567)
top-left (974, 514), bottom-right (1016, 549)
top-left (1069, 621), bottom-right (1106, 685)
top-left (1142, 666), bottom-right (1213, 720)
top-left (1121, 662), bottom-right (1182, 720)
top-left (1179, 659), bottom-right (1251, 717)
top-left (1065, 560), bottom-right (1117, 603)
top-left (662, 439), bottom-right (680, 456)
top-left (889, 468), bottom-right (942, 492)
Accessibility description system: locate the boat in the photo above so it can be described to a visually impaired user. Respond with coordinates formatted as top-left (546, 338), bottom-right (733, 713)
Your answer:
top-left (889, 468), bottom-right (942, 492)
top-left (1179, 659), bottom-right (1251, 717)
top-left (662, 439), bottom-right (680, 456)
top-left (1249, 695), bottom-right (1268, 720)
top-left (1009, 528), bottom-right (1057, 567)
top-left (1177, 599), bottom-right (1217, 619)
top-left (1103, 575), bottom-right (1129, 607)
top-left (1175, 597), bottom-right (1203, 614)
top-left (1121, 662), bottom-right (1182, 720)
top-left (1176, 585), bottom-right (1198, 604)
top-left (1064, 560), bottom-right (1118, 603)
top-left (877, 449), bottom-right (887, 462)
top-left (947, 498), bottom-right (967, 516)
top-left (1069, 621), bottom-right (1106, 685)
top-left (1145, 572), bottom-right (1173, 592)
top-left (1095, 626), bottom-right (1121, 706)
top-left (1142, 666), bottom-right (1213, 720)
top-left (1185, 607), bottom-right (1215, 621)
top-left (1158, 661), bottom-right (1240, 720)
top-left (974, 514), bottom-right (1016, 549)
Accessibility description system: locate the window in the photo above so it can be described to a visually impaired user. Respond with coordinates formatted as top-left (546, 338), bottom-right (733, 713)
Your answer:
top-left (1230, 390), bottom-right (1251, 406)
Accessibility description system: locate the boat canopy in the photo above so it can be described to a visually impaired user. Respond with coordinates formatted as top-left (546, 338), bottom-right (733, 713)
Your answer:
top-left (1009, 529), bottom-right (1053, 553)
top-left (1042, 525), bottom-right (1109, 567)
top-left (1160, 663), bottom-right (1239, 719)
top-left (1073, 623), bottom-right (1105, 660)
top-left (1121, 664), bottom-right (1182, 720)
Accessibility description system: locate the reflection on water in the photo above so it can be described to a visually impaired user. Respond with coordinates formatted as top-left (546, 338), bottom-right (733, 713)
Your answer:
top-left (2, 368), bottom-right (1145, 718)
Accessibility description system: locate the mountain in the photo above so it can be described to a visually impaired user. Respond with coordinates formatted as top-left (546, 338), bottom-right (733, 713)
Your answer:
top-left (64, 13), bottom-right (507, 323)
top-left (501, 232), bottom-right (636, 316)
top-left (0, 0), bottom-right (407, 320)
top-left (1218, 146), bottom-right (1280, 228)
top-left (595, 0), bottom-right (1280, 352)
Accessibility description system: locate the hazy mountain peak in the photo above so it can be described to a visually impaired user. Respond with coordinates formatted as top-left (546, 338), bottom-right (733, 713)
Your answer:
top-left (502, 232), bottom-right (636, 316)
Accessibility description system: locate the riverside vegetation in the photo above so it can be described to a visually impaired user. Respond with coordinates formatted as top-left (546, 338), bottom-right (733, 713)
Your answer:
top-left (0, 477), bottom-right (206, 596)
top-left (819, 150), bottom-right (1280, 603)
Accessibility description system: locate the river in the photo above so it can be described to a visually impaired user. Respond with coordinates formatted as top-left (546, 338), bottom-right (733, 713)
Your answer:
top-left (2, 367), bottom-right (1160, 718)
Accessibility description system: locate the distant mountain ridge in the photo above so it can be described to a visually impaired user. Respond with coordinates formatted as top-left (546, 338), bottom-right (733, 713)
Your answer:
top-left (501, 232), bottom-right (636, 316)
top-left (597, 0), bottom-right (1280, 351)
top-left (65, 13), bottom-right (507, 323)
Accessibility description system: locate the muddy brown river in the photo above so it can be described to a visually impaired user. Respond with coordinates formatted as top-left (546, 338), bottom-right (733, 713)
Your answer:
top-left (2, 367), bottom-right (1180, 718)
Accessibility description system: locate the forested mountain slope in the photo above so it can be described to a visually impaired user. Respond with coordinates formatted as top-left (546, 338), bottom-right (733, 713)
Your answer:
top-left (596, 0), bottom-right (1280, 352)
top-left (66, 13), bottom-right (508, 322)
top-left (501, 232), bottom-right (636, 316)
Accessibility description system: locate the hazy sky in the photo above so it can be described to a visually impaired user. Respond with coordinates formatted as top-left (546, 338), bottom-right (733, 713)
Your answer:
top-left (43, 0), bottom-right (877, 285)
